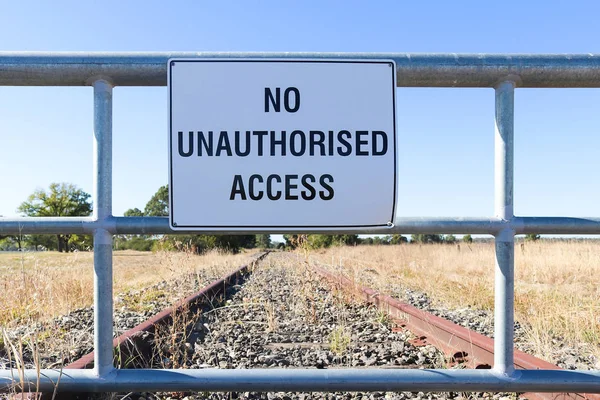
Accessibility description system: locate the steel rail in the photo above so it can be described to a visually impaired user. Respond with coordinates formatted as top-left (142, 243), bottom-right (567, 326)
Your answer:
top-left (312, 265), bottom-right (600, 400)
top-left (2, 52), bottom-right (600, 87)
top-left (65, 252), bottom-right (266, 370)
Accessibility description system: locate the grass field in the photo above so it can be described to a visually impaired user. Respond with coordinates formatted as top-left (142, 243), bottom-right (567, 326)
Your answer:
top-left (1, 242), bottom-right (598, 364)
top-left (307, 241), bottom-right (600, 362)
top-left (0, 249), bottom-right (254, 328)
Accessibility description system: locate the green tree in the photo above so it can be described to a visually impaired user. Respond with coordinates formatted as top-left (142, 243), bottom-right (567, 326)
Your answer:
top-left (236, 235), bottom-right (256, 249)
top-left (292, 234), bottom-right (361, 249)
top-left (18, 183), bottom-right (92, 252)
top-left (0, 235), bottom-right (25, 251)
top-left (124, 208), bottom-right (144, 217)
top-left (444, 234), bottom-right (456, 244)
top-left (27, 234), bottom-right (58, 251)
top-left (158, 234), bottom-right (251, 254)
top-left (411, 234), bottom-right (443, 244)
top-left (118, 236), bottom-right (155, 251)
top-left (256, 234), bottom-right (271, 249)
top-left (332, 235), bottom-right (360, 246)
top-left (525, 233), bottom-right (540, 241)
top-left (389, 234), bottom-right (408, 245)
top-left (307, 234), bottom-right (333, 249)
top-left (283, 234), bottom-right (299, 249)
top-left (144, 185), bottom-right (255, 254)
top-left (372, 236), bottom-right (390, 245)
top-left (144, 185), bottom-right (169, 217)
top-left (462, 234), bottom-right (473, 244)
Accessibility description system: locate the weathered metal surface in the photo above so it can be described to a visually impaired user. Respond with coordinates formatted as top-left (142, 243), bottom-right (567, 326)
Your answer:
top-left (4, 216), bottom-right (600, 235)
top-left (494, 80), bottom-right (516, 376)
top-left (2, 366), bottom-right (600, 393)
top-left (92, 78), bottom-right (114, 377)
top-left (312, 265), bottom-right (600, 400)
top-left (2, 52), bottom-right (600, 87)
top-left (65, 253), bottom-right (265, 370)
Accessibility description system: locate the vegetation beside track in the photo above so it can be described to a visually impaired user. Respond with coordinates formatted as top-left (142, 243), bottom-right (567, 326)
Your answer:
top-left (307, 241), bottom-right (600, 367)
top-left (0, 249), bottom-right (255, 328)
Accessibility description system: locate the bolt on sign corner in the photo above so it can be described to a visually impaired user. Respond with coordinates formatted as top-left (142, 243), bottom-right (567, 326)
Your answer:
top-left (168, 59), bottom-right (397, 230)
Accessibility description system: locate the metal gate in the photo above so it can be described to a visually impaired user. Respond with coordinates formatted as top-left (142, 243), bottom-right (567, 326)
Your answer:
top-left (1, 52), bottom-right (599, 393)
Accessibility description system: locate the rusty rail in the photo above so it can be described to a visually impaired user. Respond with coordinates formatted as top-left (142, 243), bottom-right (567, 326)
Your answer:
top-left (65, 251), bottom-right (267, 370)
top-left (311, 264), bottom-right (600, 400)
top-left (60, 252), bottom-right (597, 399)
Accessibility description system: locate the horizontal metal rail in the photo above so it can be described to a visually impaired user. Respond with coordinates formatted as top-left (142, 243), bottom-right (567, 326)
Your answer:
top-left (2, 216), bottom-right (600, 235)
top-left (2, 52), bottom-right (600, 87)
top-left (2, 369), bottom-right (600, 393)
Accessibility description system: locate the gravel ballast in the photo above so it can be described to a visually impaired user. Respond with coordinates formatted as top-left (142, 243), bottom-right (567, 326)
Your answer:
top-left (308, 254), bottom-right (599, 371)
top-left (148, 253), bottom-right (516, 400)
top-left (0, 260), bottom-right (243, 371)
top-left (3, 251), bottom-right (581, 399)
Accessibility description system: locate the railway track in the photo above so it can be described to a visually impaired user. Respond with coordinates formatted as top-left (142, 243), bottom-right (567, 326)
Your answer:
top-left (5, 251), bottom-right (599, 400)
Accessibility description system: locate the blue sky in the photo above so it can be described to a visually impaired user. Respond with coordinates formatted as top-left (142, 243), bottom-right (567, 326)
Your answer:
top-left (1, 1), bottom-right (600, 231)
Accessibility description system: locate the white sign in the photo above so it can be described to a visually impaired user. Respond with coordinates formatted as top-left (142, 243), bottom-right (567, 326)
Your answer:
top-left (168, 59), bottom-right (397, 230)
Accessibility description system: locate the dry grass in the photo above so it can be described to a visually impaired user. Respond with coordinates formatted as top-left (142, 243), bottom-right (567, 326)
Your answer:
top-left (0, 249), bottom-right (255, 328)
top-left (307, 241), bottom-right (600, 361)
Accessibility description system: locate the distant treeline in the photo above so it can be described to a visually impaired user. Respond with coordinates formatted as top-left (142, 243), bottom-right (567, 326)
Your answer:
top-left (281, 233), bottom-right (472, 249)
top-left (2, 182), bottom-right (551, 253)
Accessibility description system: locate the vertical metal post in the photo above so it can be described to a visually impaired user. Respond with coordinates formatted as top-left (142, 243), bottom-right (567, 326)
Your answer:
top-left (93, 79), bottom-right (114, 376)
top-left (493, 80), bottom-right (515, 375)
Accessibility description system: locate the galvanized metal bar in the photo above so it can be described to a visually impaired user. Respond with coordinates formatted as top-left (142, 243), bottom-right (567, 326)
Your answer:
top-left (113, 216), bottom-right (508, 235)
top-left (6, 216), bottom-right (600, 235)
top-left (94, 79), bottom-right (113, 220)
top-left (2, 52), bottom-right (600, 87)
top-left (494, 80), bottom-right (516, 375)
top-left (512, 216), bottom-right (600, 234)
top-left (92, 228), bottom-right (113, 376)
top-left (0, 217), bottom-right (96, 234)
top-left (0, 216), bottom-right (504, 235)
top-left (495, 82), bottom-right (514, 220)
top-left (2, 369), bottom-right (600, 393)
top-left (494, 232), bottom-right (516, 374)
top-left (92, 79), bottom-right (114, 377)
